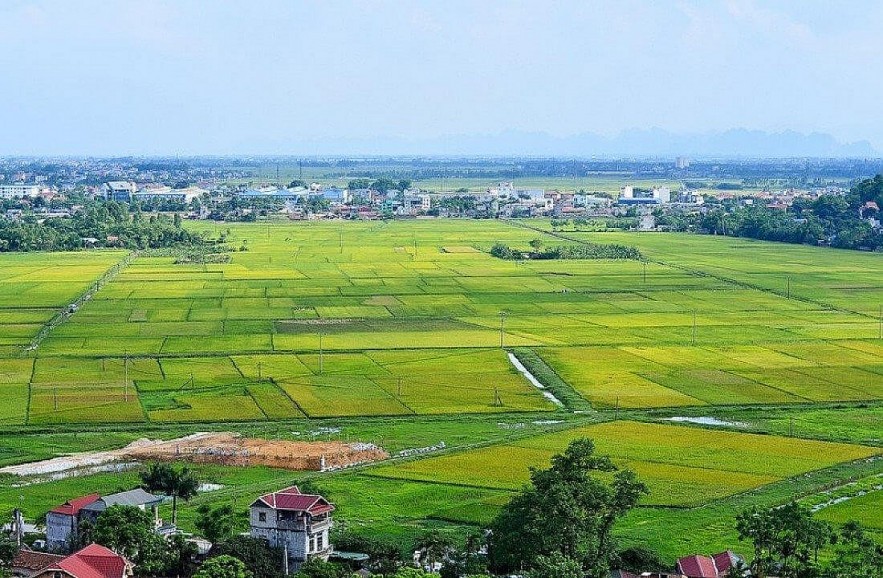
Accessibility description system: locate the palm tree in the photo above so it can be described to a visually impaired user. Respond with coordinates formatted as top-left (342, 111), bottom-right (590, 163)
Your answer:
top-left (140, 463), bottom-right (199, 525)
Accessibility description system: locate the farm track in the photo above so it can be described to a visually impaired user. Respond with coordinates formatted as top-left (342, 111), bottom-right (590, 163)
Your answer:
top-left (24, 251), bottom-right (136, 354)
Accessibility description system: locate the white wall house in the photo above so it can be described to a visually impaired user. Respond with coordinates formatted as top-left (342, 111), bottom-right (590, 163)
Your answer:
top-left (249, 486), bottom-right (334, 574)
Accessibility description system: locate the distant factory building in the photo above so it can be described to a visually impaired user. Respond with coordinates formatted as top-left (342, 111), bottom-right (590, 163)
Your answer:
top-left (132, 185), bottom-right (206, 204)
top-left (103, 181), bottom-right (137, 202)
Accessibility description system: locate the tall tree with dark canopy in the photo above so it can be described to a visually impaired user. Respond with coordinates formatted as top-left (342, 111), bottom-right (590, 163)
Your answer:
top-left (488, 438), bottom-right (647, 577)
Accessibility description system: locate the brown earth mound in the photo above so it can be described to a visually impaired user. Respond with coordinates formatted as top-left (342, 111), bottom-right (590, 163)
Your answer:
top-left (123, 432), bottom-right (388, 471)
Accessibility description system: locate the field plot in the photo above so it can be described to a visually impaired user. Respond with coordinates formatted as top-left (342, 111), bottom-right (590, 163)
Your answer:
top-left (537, 340), bottom-right (883, 409)
top-left (7, 220), bottom-right (883, 423)
top-left (0, 251), bottom-right (125, 354)
top-left (369, 421), bottom-right (880, 507)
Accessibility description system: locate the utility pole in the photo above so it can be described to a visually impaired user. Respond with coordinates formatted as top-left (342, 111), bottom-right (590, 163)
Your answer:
top-left (643, 261), bottom-right (647, 284)
top-left (54, 387), bottom-right (58, 411)
top-left (789, 416), bottom-right (794, 437)
top-left (786, 277), bottom-right (791, 299)
top-left (258, 362), bottom-right (263, 380)
top-left (397, 376), bottom-right (402, 396)
top-left (691, 311), bottom-right (697, 346)
top-left (318, 333), bottom-right (324, 374)
top-left (879, 304), bottom-right (882, 339)
top-left (499, 311), bottom-right (507, 349)
top-left (614, 397), bottom-right (620, 420)
top-left (124, 352), bottom-right (129, 402)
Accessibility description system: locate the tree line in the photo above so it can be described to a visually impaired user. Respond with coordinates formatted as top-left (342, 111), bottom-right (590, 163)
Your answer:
top-left (0, 202), bottom-right (207, 252)
top-left (661, 175), bottom-right (883, 250)
top-left (490, 239), bottom-right (642, 261)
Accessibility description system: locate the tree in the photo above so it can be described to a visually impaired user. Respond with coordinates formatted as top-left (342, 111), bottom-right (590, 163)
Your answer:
top-left (196, 504), bottom-right (238, 545)
top-left (528, 238), bottom-right (544, 253)
top-left (93, 505), bottom-right (168, 575)
top-left (140, 463), bottom-right (199, 524)
top-left (826, 521), bottom-right (883, 578)
top-left (211, 536), bottom-right (285, 578)
top-left (193, 555), bottom-right (251, 578)
top-left (0, 533), bottom-right (17, 578)
top-left (525, 552), bottom-right (583, 578)
top-left (736, 502), bottom-right (832, 578)
top-left (293, 558), bottom-right (348, 578)
top-left (488, 438), bottom-right (647, 577)
top-left (414, 530), bottom-right (455, 572)
top-left (166, 534), bottom-right (199, 578)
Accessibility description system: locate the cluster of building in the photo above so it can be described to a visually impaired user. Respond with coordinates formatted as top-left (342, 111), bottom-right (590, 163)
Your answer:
top-left (10, 485), bottom-right (335, 577)
top-left (611, 551), bottom-right (745, 578)
top-left (9, 481), bottom-right (751, 578)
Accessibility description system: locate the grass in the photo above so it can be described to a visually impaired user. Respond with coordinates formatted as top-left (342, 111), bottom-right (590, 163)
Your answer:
top-left (1, 220), bottom-right (882, 557)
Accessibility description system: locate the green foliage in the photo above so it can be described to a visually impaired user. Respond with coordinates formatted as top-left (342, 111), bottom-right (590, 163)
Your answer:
top-left (194, 555), bottom-right (251, 578)
top-left (93, 505), bottom-right (168, 574)
top-left (524, 552), bottom-right (584, 578)
top-left (0, 202), bottom-right (205, 252)
top-left (826, 521), bottom-right (883, 578)
top-left (294, 558), bottom-right (351, 578)
top-left (489, 242), bottom-right (642, 260)
top-left (211, 536), bottom-right (285, 578)
top-left (196, 504), bottom-right (237, 544)
top-left (140, 463), bottom-right (199, 524)
top-left (488, 438), bottom-right (647, 577)
top-left (736, 501), bottom-right (833, 578)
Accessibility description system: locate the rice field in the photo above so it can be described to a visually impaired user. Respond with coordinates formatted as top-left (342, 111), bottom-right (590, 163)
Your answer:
top-left (0, 221), bottom-right (878, 424)
top-left (369, 420), bottom-right (881, 507)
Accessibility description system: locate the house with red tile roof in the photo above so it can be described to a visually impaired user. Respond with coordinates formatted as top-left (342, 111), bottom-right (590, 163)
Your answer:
top-left (676, 551), bottom-right (746, 578)
top-left (45, 490), bottom-right (164, 553)
top-left (11, 550), bottom-right (64, 577)
top-left (250, 485), bottom-right (335, 574)
top-left (45, 495), bottom-right (100, 552)
top-left (17, 544), bottom-right (131, 578)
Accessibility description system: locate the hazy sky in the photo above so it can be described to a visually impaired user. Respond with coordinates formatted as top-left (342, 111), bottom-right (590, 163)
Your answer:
top-left (1, 0), bottom-right (882, 155)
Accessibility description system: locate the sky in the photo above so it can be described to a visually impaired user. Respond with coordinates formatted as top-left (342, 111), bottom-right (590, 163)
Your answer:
top-left (1, 0), bottom-right (882, 155)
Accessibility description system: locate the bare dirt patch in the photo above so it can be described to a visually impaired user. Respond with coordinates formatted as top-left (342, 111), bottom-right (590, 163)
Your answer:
top-left (1, 432), bottom-right (387, 477)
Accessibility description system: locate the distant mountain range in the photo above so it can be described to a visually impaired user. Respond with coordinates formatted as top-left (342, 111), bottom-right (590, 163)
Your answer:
top-left (268, 129), bottom-right (877, 158)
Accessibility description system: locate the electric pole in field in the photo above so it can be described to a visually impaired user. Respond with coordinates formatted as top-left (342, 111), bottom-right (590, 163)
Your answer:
top-left (318, 333), bottom-right (324, 374)
top-left (879, 304), bottom-right (882, 339)
top-left (499, 311), bottom-right (507, 349)
top-left (691, 311), bottom-right (697, 346)
top-left (124, 352), bottom-right (129, 402)
top-left (643, 261), bottom-right (647, 284)
top-left (786, 277), bottom-right (791, 299)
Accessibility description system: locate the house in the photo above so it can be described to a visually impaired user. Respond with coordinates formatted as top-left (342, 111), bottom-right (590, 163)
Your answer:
top-left (78, 489), bottom-right (164, 527)
top-left (249, 485), bottom-right (335, 573)
top-left (46, 490), bottom-right (164, 552)
top-left (26, 544), bottom-right (132, 578)
top-left (46, 494), bottom-right (100, 551)
top-left (11, 550), bottom-right (64, 577)
top-left (675, 551), bottom-right (745, 578)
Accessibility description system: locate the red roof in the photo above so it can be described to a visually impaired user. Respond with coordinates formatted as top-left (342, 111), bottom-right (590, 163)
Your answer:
top-left (51, 494), bottom-right (101, 516)
top-left (712, 551), bottom-right (741, 575)
top-left (676, 555), bottom-right (718, 578)
top-left (12, 550), bottom-right (64, 571)
top-left (254, 485), bottom-right (335, 516)
top-left (43, 544), bottom-right (129, 578)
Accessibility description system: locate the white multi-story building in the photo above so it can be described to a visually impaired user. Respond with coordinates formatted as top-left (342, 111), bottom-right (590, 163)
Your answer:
top-left (0, 184), bottom-right (41, 199)
top-left (249, 486), bottom-right (334, 574)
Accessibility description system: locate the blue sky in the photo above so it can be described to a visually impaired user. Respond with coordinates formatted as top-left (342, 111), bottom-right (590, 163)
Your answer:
top-left (1, 0), bottom-right (881, 155)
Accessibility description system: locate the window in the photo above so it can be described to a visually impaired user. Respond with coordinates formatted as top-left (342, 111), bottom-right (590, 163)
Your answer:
top-left (258, 512), bottom-right (266, 522)
top-left (316, 534), bottom-right (324, 550)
